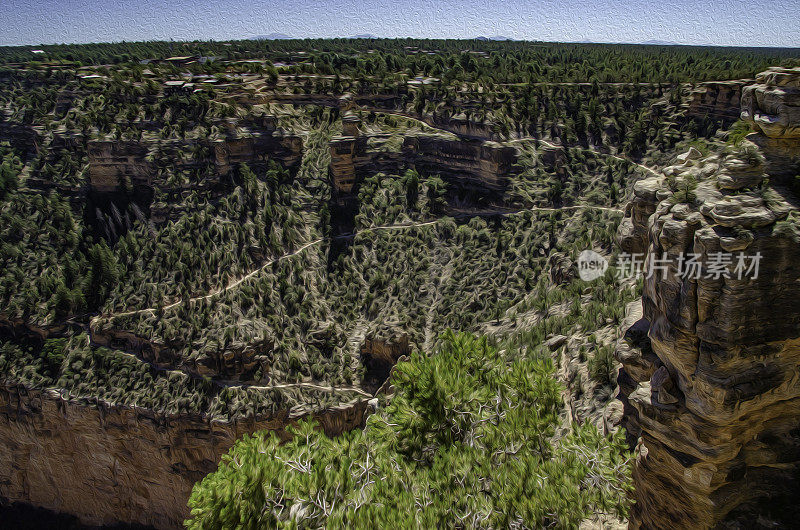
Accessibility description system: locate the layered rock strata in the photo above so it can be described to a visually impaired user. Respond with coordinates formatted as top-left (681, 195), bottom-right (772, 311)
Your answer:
top-left (740, 67), bottom-right (800, 180)
top-left (88, 119), bottom-right (302, 197)
top-left (329, 132), bottom-right (519, 196)
top-left (616, 67), bottom-right (800, 529)
top-left (0, 384), bottom-right (369, 529)
top-left (89, 324), bottom-right (274, 382)
top-left (0, 317), bottom-right (370, 528)
top-left (685, 80), bottom-right (750, 125)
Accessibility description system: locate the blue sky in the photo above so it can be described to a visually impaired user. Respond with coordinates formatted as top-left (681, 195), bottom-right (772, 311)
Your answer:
top-left (0, 0), bottom-right (798, 47)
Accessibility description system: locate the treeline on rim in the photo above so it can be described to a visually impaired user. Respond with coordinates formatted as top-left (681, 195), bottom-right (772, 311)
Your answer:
top-left (1, 38), bottom-right (797, 83)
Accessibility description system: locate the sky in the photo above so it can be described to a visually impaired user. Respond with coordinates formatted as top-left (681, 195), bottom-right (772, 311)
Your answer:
top-left (0, 0), bottom-right (798, 47)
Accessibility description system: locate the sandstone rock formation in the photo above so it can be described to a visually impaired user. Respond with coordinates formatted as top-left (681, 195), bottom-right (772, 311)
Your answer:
top-left (329, 136), bottom-right (360, 195)
top-left (87, 117), bottom-right (302, 223)
top-left (360, 332), bottom-right (410, 394)
top-left (405, 136), bottom-right (518, 191)
top-left (328, 130), bottom-right (519, 197)
top-left (616, 67), bottom-right (800, 529)
top-left (87, 140), bottom-right (155, 193)
top-left (685, 80), bottom-right (750, 125)
top-left (617, 177), bottom-right (664, 255)
top-left (89, 323), bottom-right (273, 382)
top-left (0, 384), bottom-right (369, 529)
top-left (740, 66), bottom-right (800, 179)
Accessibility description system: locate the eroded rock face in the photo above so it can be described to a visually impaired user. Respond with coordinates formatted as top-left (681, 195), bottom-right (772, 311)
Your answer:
top-left (328, 132), bottom-right (519, 196)
top-left (90, 322), bottom-right (273, 382)
top-left (87, 141), bottom-right (155, 193)
top-left (405, 136), bottom-right (518, 192)
top-left (87, 120), bottom-right (303, 224)
top-left (0, 384), bottom-right (369, 529)
top-left (740, 66), bottom-right (800, 180)
top-left (618, 71), bottom-right (800, 528)
top-left (329, 135), bottom-right (359, 194)
top-left (686, 80), bottom-right (750, 125)
top-left (618, 176), bottom-right (664, 255)
top-left (360, 332), bottom-right (410, 394)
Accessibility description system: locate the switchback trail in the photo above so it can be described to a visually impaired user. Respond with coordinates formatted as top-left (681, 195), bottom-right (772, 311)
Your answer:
top-left (526, 137), bottom-right (663, 178)
top-left (99, 205), bottom-right (621, 322)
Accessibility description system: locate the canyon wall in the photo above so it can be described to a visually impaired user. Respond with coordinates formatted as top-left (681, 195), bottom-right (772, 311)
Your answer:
top-left (87, 140), bottom-right (155, 193)
top-left (87, 122), bottom-right (302, 200)
top-left (89, 322), bottom-right (274, 383)
top-left (329, 131), bottom-right (519, 196)
top-left (404, 136), bottom-right (518, 191)
top-left (0, 384), bottom-right (370, 529)
top-left (617, 67), bottom-right (800, 528)
top-left (685, 80), bottom-right (750, 125)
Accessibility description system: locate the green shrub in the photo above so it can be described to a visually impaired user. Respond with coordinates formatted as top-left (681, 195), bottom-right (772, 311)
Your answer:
top-left (670, 175), bottom-right (698, 204)
top-left (727, 120), bottom-right (751, 146)
top-left (588, 345), bottom-right (616, 385)
top-left (186, 331), bottom-right (633, 529)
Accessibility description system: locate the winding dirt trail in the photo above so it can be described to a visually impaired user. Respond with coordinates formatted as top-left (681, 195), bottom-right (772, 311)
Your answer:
top-left (100, 205), bottom-right (621, 322)
top-left (104, 238), bottom-right (325, 320)
top-left (97, 220), bottom-right (444, 323)
top-left (530, 137), bottom-right (663, 177)
top-left (243, 381), bottom-right (373, 398)
top-left (368, 107), bottom-right (664, 178)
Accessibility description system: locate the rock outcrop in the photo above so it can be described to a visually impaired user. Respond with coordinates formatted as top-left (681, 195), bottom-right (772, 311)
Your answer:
top-left (740, 66), bottom-right (800, 180)
top-left (89, 323), bottom-right (273, 382)
top-left (406, 136), bottom-right (518, 191)
top-left (360, 332), bottom-right (410, 394)
top-left (0, 384), bottom-right (370, 529)
top-left (616, 67), bottom-right (800, 529)
top-left (329, 136), bottom-right (361, 195)
top-left (328, 131), bottom-right (519, 196)
top-left (617, 176), bottom-right (665, 255)
top-left (87, 118), bottom-right (302, 222)
top-left (685, 80), bottom-right (750, 125)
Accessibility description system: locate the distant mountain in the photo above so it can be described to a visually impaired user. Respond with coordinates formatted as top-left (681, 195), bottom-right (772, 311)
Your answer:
top-left (350, 34), bottom-right (378, 39)
top-left (475, 35), bottom-right (513, 41)
top-left (252, 33), bottom-right (292, 40)
top-left (640, 39), bottom-right (679, 46)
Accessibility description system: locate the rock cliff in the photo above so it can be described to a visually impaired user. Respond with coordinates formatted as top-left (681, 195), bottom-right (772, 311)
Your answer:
top-left (87, 119), bottom-right (302, 224)
top-left (616, 67), bottom-right (800, 528)
top-left (0, 384), bottom-right (369, 529)
top-left (685, 80), bottom-right (750, 125)
top-left (741, 67), bottom-right (800, 179)
top-left (328, 131), bottom-right (519, 197)
top-left (89, 323), bottom-right (274, 382)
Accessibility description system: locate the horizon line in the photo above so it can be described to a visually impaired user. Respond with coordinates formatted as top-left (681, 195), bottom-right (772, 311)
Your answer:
top-left (2, 36), bottom-right (798, 50)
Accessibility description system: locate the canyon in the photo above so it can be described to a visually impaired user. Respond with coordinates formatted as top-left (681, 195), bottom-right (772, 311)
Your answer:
top-left (1, 41), bottom-right (798, 528)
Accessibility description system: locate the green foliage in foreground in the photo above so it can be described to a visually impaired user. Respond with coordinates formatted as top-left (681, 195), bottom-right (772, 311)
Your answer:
top-left (186, 331), bottom-right (632, 529)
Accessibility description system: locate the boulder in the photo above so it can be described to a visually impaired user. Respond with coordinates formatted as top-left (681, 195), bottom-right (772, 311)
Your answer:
top-left (545, 334), bottom-right (568, 351)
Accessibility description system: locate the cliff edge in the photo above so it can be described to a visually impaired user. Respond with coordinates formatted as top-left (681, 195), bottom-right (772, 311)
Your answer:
top-left (617, 67), bottom-right (800, 528)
